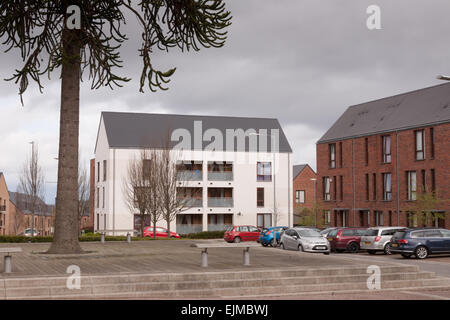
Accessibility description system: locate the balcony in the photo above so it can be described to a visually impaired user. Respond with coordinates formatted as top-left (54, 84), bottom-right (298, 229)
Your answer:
top-left (180, 198), bottom-right (203, 208)
top-left (207, 197), bottom-right (233, 207)
top-left (208, 162), bottom-right (233, 181)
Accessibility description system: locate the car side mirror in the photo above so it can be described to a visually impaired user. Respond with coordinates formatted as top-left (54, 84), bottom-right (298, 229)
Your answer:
top-left (293, 236), bottom-right (298, 240)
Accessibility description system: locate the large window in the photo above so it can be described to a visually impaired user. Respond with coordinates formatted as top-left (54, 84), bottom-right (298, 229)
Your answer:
top-left (365, 174), bottom-right (370, 201)
top-left (415, 130), bottom-right (425, 160)
top-left (295, 190), bottom-right (305, 204)
top-left (323, 177), bottom-right (331, 201)
top-left (430, 127), bottom-right (435, 159)
top-left (407, 171), bottom-right (417, 201)
top-left (382, 135), bottom-right (391, 163)
top-left (103, 160), bottom-right (107, 181)
top-left (257, 188), bottom-right (264, 207)
top-left (375, 211), bottom-right (383, 226)
top-left (257, 213), bottom-right (272, 229)
top-left (323, 210), bottom-right (331, 225)
top-left (329, 144), bottom-right (336, 168)
top-left (382, 173), bottom-right (392, 201)
top-left (364, 137), bottom-right (369, 165)
top-left (257, 162), bottom-right (272, 181)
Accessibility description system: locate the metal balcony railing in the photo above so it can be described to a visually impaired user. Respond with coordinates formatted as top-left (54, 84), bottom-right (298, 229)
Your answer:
top-left (177, 171), bottom-right (203, 181)
top-left (207, 171), bottom-right (233, 181)
top-left (207, 197), bottom-right (233, 208)
top-left (178, 198), bottom-right (203, 208)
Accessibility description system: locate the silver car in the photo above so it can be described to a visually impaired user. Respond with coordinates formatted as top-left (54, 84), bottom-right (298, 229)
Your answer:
top-left (360, 227), bottom-right (407, 255)
top-left (280, 228), bottom-right (330, 254)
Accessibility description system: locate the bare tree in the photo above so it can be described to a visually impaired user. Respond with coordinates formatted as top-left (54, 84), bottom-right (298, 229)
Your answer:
top-left (123, 150), bottom-right (153, 237)
top-left (78, 165), bottom-right (90, 233)
top-left (157, 147), bottom-right (197, 238)
top-left (11, 197), bottom-right (25, 235)
top-left (19, 142), bottom-right (45, 239)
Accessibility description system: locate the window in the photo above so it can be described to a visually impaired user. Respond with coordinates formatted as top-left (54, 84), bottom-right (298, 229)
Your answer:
top-left (431, 169), bottom-right (436, 193)
top-left (407, 171), bottom-right (417, 201)
top-left (415, 130), bottom-right (425, 160)
top-left (323, 210), bottom-right (331, 225)
top-left (295, 190), bottom-right (305, 204)
top-left (339, 176), bottom-right (343, 201)
top-left (323, 177), bottom-right (331, 201)
top-left (421, 170), bottom-right (426, 193)
top-left (102, 187), bottom-right (105, 208)
top-left (257, 214), bottom-right (272, 229)
top-left (364, 138), bottom-right (369, 165)
top-left (375, 211), bottom-right (383, 226)
top-left (96, 187), bottom-right (99, 208)
top-left (365, 174), bottom-right (369, 201)
top-left (382, 135), bottom-right (391, 163)
top-left (333, 176), bottom-right (337, 201)
top-left (329, 144), bottom-right (336, 168)
top-left (382, 173), bottom-right (392, 201)
top-left (407, 213), bottom-right (418, 228)
top-left (388, 211), bottom-right (393, 226)
top-left (238, 226), bottom-right (249, 232)
top-left (97, 162), bottom-right (100, 182)
top-left (257, 162), bottom-right (272, 181)
top-left (373, 173), bottom-right (377, 200)
top-left (257, 188), bottom-right (264, 207)
top-left (430, 128), bottom-right (435, 159)
top-left (103, 160), bottom-right (107, 181)
top-left (339, 142), bottom-right (343, 168)
top-left (143, 159), bottom-right (152, 177)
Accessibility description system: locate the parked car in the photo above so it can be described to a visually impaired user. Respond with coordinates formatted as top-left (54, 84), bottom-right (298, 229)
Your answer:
top-left (143, 226), bottom-right (180, 238)
top-left (360, 227), bottom-right (407, 255)
top-left (259, 226), bottom-right (289, 246)
top-left (319, 227), bottom-right (337, 238)
top-left (280, 227), bottom-right (330, 254)
top-left (390, 228), bottom-right (450, 259)
top-left (23, 228), bottom-right (39, 237)
top-left (327, 227), bottom-right (367, 253)
top-left (224, 225), bottom-right (260, 243)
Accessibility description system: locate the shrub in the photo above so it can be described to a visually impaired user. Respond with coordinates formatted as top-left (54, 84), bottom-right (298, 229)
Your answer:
top-left (180, 230), bottom-right (225, 239)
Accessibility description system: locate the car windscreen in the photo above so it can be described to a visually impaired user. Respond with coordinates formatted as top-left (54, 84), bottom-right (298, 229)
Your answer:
top-left (328, 229), bottom-right (338, 237)
top-left (364, 229), bottom-right (378, 236)
top-left (297, 229), bottom-right (321, 237)
top-left (392, 231), bottom-right (406, 239)
top-left (225, 226), bottom-right (234, 232)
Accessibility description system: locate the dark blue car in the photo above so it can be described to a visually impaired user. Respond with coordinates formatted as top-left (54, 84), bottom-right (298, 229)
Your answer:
top-left (390, 228), bottom-right (450, 259)
top-left (259, 226), bottom-right (289, 247)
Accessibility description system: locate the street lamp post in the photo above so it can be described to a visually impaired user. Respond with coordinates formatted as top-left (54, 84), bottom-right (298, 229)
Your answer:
top-left (29, 141), bottom-right (35, 240)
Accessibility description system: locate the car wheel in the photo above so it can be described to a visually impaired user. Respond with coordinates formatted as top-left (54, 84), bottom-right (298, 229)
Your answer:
top-left (415, 246), bottom-right (429, 259)
top-left (383, 243), bottom-right (392, 255)
top-left (298, 244), bottom-right (304, 252)
top-left (367, 250), bottom-right (377, 255)
top-left (401, 253), bottom-right (412, 259)
top-left (323, 252), bottom-right (330, 255)
top-left (233, 237), bottom-right (241, 243)
top-left (261, 242), bottom-right (268, 247)
top-left (280, 242), bottom-right (285, 250)
top-left (347, 242), bottom-right (359, 253)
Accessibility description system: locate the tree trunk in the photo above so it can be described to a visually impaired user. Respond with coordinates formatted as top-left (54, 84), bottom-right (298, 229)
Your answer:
top-left (47, 28), bottom-right (83, 254)
top-left (166, 218), bottom-right (170, 238)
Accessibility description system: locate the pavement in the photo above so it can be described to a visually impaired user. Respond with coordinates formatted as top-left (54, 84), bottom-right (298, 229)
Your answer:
top-left (1, 239), bottom-right (449, 300)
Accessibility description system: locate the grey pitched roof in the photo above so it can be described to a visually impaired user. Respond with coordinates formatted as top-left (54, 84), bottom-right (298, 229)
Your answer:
top-left (318, 82), bottom-right (450, 144)
top-left (293, 165), bottom-right (306, 179)
top-left (99, 112), bottom-right (292, 153)
top-left (8, 192), bottom-right (53, 216)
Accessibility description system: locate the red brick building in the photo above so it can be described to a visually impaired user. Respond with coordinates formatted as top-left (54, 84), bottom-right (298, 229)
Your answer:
top-left (317, 83), bottom-right (450, 228)
top-left (292, 164), bottom-right (317, 225)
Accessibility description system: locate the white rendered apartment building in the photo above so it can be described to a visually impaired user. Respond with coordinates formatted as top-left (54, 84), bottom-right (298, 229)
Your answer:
top-left (93, 112), bottom-right (293, 235)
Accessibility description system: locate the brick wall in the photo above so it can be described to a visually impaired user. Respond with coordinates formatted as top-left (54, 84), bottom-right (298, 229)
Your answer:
top-left (317, 122), bottom-right (450, 228)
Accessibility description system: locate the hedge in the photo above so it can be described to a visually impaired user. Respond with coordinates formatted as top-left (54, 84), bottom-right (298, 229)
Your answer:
top-left (0, 231), bottom-right (226, 243)
top-left (180, 230), bottom-right (225, 239)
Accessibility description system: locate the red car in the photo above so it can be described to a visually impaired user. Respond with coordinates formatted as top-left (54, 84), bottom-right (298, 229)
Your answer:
top-left (224, 225), bottom-right (260, 243)
top-left (327, 227), bottom-right (367, 253)
top-left (143, 226), bottom-right (180, 238)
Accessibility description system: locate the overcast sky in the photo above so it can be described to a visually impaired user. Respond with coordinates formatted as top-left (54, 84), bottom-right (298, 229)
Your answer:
top-left (1, 0), bottom-right (450, 203)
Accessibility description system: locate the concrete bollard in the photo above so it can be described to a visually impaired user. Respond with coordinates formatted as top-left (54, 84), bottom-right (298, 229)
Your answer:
top-left (243, 247), bottom-right (250, 266)
top-left (100, 233), bottom-right (105, 243)
top-left (4, 255), bottom-right (12, 273)
top-left (127, 233), bottom-right (131, 243)
top-left (201, 249), bottom-right (208, 267)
